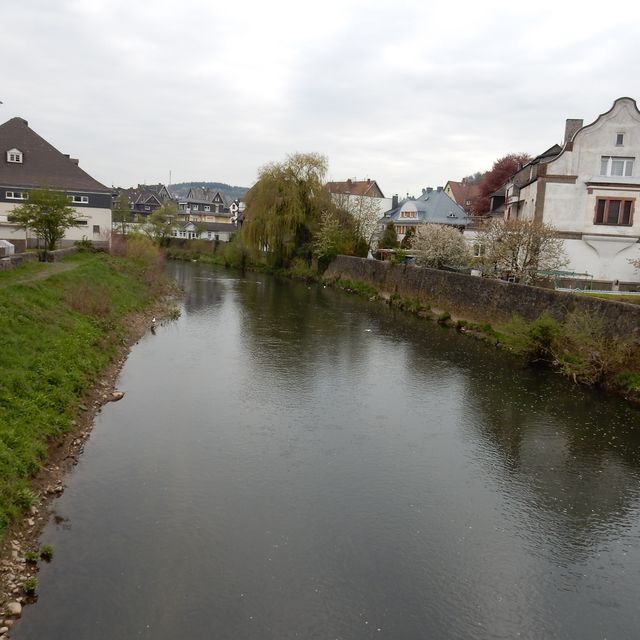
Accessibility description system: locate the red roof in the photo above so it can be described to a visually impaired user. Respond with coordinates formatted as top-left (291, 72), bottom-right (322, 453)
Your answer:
top-left (325, 179), bottom-right (385, 198)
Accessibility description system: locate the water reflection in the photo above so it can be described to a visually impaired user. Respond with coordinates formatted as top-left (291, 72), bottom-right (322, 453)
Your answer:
top-left (13, 263), bottom-right (640, 640)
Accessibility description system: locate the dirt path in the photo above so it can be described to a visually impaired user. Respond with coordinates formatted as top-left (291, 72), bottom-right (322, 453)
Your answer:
top-left (0, 261), bottom-right (78, 288)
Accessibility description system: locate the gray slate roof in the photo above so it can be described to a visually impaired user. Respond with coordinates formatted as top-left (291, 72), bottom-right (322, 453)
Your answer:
top-left (0, 117), bottom-right (110, 193)
top-left (380, 188), bottom-right (468, 226)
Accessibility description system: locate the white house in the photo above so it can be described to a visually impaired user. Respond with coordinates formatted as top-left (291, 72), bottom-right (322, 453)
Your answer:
top-left (0, 117), bottom-right (112, 251)
top-left (501, 97), bottom-right (640, 284)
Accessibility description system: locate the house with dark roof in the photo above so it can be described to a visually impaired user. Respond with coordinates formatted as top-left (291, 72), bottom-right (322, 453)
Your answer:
top-left (377, 187), bottom-right (468, 243)
top-left (497, 97), bottom-right (640, 284)
top-left (0, 117), bottom-right (112, 250)
top-left (178, 187), bottom-right (232, 223)
top-left (116, 183), bottom-right (175, 220)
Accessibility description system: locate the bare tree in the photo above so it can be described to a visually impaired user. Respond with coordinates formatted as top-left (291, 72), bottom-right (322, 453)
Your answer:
top-left (332, 192), bottom-right (383, 249)
top-left (475, 218), bottom-right (568, 283)
top-left (411, 224), bottom-right (471, 269)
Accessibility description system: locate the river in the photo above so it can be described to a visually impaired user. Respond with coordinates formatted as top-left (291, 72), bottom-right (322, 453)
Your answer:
top-left (13, 262), bottom-right (640, 639)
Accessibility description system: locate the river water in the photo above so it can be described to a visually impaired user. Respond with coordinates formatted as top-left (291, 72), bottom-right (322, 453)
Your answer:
top-left (13, 263), bottom-right (640, 639)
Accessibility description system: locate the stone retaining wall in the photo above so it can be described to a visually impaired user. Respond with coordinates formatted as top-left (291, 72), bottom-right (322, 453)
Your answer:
top-left (325, 256), bottom-right (640, 340)
top-left (0, 247), bottom-right (78, 271)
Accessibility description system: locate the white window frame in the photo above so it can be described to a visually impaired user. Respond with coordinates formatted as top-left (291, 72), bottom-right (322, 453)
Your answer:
top-left (600, 156), bottom-right (634, 177)
top-left (6, 191), bottom-right (28, 200)
top-left (70, 195), bottom-right (89, 204)
top-left (7, 149), bottom-right (23, 163)
top-left (204, 206), bottom-right (210, 212)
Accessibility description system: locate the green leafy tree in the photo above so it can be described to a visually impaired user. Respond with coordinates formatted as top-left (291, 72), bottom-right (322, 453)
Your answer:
top-left (378, 222), bottom-right (399, 252)
top-left (8, 188), bottom-right (82, 255)
top-left (112, 193), bottom-right (132, 234)
top-left (143, 203), bottom-right (177, 246)
top-left (242, 153), bottom-right (332, 267)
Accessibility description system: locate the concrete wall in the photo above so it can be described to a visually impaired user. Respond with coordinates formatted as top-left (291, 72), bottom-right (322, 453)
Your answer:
top-left (325, 255), bottom-right (640, 340)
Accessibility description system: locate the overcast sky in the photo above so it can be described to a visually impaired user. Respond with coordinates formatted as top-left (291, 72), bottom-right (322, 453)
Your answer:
top-left (1, 0), bottom-right (638, 197)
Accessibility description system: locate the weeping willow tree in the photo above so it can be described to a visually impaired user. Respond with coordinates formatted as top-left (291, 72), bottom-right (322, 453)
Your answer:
top-left (242, 153), bottom-right (333, 267)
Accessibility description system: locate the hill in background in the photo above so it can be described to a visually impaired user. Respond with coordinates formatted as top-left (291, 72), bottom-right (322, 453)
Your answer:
top-left (169, 181), bottom-right (249, 201)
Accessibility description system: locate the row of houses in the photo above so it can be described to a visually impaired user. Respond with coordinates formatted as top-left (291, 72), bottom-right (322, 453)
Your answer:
top-left (2, 96), bottom-right (639, 285)
top-left (327, 97), bottom-right (640, 286)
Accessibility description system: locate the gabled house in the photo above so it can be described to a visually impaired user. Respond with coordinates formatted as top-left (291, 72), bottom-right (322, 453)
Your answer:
top-left (0, 117), bottom-right (112, 251)
top-left (444, 179), bottom-right (482, 215)
top-left (178, 187), bottom-right (232, 223)
top-left (500, 97), bottom-right (640, 284)
top-left (116, 183), bottom-right (175, 220)
top-left (378, 187), bottom-right (468, 242)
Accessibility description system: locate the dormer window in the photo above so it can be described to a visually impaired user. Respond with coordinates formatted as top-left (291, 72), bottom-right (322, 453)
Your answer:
top-left (7, 148), bottom-right (23, 163)
top-left (616, 133), bottom-right (624, 146)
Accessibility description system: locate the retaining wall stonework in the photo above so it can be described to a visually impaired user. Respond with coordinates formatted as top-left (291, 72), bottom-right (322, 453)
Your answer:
top-left (325, 256), bottom-right (640, 340)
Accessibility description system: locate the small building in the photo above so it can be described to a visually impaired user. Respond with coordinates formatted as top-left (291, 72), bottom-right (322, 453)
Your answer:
top-left (0, 117), bottom-right (112, 251)
top-left (444, 179), bottom-right (482, 215)
top-left (172, 220), bottom-right (237, 242)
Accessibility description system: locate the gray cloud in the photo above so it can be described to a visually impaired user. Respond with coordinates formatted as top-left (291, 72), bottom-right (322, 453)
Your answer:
top-left (1, 0), bottom-right (638, 197)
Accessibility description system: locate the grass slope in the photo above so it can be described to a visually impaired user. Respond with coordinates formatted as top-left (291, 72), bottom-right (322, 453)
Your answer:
top-left (0, 252), bottom-right (163, 537)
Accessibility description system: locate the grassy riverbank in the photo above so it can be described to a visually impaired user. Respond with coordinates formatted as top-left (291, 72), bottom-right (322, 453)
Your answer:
top-left (0, 248), bottom-right (170, 538)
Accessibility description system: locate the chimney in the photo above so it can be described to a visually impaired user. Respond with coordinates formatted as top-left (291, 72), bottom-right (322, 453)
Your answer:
top-left (564, 118), bottom-right (583, 144)
top-left (70, 158), bottom-right (79, 165)
top-left (421, 188), bottom-right (426, 194)
top-left (436, 186), bottom-right (443, 192)
top-left (426, 187), bottom-right (433, 193)
top-left (392, 194), bottom-right (399, 209)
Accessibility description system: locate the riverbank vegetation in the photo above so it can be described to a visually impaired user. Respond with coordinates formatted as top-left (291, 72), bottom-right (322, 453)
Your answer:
top-left (327, 276), bottom-right (640, 402)
top-left (0, 239), bottom-right (170, 538)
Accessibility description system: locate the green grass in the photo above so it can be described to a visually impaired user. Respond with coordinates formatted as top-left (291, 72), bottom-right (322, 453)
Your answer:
top-left (0, 252), bottom-right (165, 538)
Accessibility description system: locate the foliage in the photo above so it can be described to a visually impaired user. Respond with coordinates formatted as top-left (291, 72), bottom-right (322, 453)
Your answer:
top-left (475, 218), bottom-right (567, 284)
top-left (332, 192), bottom-right (383, 249)
top-left (40, 544), bottom-right (54, 561)
top-left (0, 253), bottom-right (168, 538)
top-left (312, 209), bottom-right (358, 267)
top-left (242, 153), bottom-right (332, 267)
top-left (8, 188), bottom-right (83, 253)
top-left (23, 577), bottom-right (38, 595)
top-left (411, 224), bottom-right (472, 269)
top-left (143, 203), bottom-right (177, 246)
top-left (112, 193), bottom-right (132, 233)
top-left (400, 226), bottom-right (415, 249)
top-left (470, 153), bottom-right (531, 214)
top-left (378, 222), bottom-right (399, 252)
top-left (24, 550), bottom-right (39, 563)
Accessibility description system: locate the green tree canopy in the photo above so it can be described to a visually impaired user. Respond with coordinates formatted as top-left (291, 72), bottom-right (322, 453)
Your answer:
top-left (242, 153), bottom-right (333, 267)
top-left (8, 188), bottom-right (82, 253)
top-left (113, 192), bottom-right (132, 233)
top-left (378, 222), bottom-right (399, 251)
top-left (143, 203), bottom-right (177, 246)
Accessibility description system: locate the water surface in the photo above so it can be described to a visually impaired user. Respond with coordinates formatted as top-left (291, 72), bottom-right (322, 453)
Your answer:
top-left (14, 263), bottom-right (640, 639)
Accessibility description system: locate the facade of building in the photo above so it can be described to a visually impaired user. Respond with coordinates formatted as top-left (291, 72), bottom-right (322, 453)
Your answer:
top-left (178, 188), bottom-right (233, 223)
top-left (502, 97), bottom-right (640, 283)
top-left (0, 117), bottom-right (112, 251)
top-left (116, 184), bottom-right (175, 220)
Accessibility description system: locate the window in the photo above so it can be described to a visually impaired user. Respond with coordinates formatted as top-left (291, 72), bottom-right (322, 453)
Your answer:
top-left (70, 195), bottom-right (89, 204)
top-left (6, 149), bottom-right (23, 163)
top-left (6, 191), bottom-right (28, 200)
top-left (616, 133), bottom-right (624, 146)
top-left (93, 225), bottom-right (100, 234)
top-left (465, 199), bottom-right (472, 205)
top-left (594, 198), bottom-right (634, 225)
top-left (399, 210), bottom-right (417, 219)
top-left (76, 219), bottom-right (88, 225)
top-left (600, 156), bottom-right (634, 177)
top-left (204, 206), bottom-right (210, 212)
top-left (144, 205), bottom-right (150, 211)
top-left (192, 205), bottom-right (198, 211)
